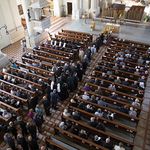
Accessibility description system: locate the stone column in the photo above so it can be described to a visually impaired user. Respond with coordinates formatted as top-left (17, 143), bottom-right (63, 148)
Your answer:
top-left (22, 0), bottom-right (33, 37)
top-left (53, 0), bottom-right (62, 17)
top-left (72, 0), bottom-right (80, 20)
top-left (90, 0), bottom-right (99, 18)
top-left (80, 0), bottom-right (83, 16)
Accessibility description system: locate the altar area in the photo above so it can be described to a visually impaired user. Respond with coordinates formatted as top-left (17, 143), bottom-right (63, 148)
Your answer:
top-left (103, 23), bottom-right (120, 33)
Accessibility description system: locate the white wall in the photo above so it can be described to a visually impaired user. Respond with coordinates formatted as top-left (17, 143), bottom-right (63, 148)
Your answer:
top-left (0, 0), bottom-right (24, 50)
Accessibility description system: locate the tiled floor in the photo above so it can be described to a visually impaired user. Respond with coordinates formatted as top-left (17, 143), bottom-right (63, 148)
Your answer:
top-left (1, 17), bottom-right (150, 150)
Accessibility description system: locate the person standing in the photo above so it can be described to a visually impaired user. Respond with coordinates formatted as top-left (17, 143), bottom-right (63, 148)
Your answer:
top-left (4, 133), bottom-right (16, 150)
top-left (50, 89), bottom-right (59, 109)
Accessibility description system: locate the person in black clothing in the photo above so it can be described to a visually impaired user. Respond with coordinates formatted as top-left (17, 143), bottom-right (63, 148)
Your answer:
top-left (27, 135), bottom-right (39, 150)
top-left (17, 133), bottom-right (29, 150)
top-left (50, 89), bottom-right (59, 109)
top-left (17, 116), bottom-right (28, 136)
top-left (7, 121), bottom-right (17, 139)
top-left (4, 133), bottom-right (16, 150)
top-left (33, 113), bottom-right (44, 133)
top-left (26, 122), bottom-right (37, 139)
top-left (42, 95), bottom-right (51, 116)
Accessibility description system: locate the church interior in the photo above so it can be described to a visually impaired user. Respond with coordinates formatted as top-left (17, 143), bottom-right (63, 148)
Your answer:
top-left (0, 0), bottom-right (150, 150)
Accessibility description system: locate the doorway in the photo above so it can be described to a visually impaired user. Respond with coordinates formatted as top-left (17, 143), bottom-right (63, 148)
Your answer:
top-left (67, 2), bottom-right (72, 15)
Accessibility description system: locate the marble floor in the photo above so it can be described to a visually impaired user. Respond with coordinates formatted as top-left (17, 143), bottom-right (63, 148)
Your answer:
top-left (1, 17), bottom-right (150, 150)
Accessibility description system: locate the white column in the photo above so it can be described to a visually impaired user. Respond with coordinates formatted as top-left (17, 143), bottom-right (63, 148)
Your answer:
top-left (53, 0), bottom-right (62, 17)
top-left (72, 0), bottom-right (80, 20)
top-left (80, 0), bottom-right (83, 16)
top-left (34, 8), bottom-right (42, 20)
top-left (22, 0), bottom-right (34, 37)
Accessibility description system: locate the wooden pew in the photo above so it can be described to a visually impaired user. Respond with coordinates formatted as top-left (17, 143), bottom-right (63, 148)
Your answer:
top-left (10, 67), bottom-right (49, 83)
top-left (62, 115), bottom-right (134, 147)
top-left (32, 49), bottom-right (70, 62)
top-left (79, 89), bottom-right (140, 121)
top-left (95, 62), bottom-right (140, 80)
top-left (54, 126), bottom-right (108, 150)
top-left (86, 82), bottom-right (143, 102)
top-left (0, 79), bottom-right (36, 97)
top-left (2, 72), bottom-right (42, 90)
top-left (40, 46), bottom-right (74, 58)
top-left (21, 57), bottom-right (53, 71)
top-left (94, 70), bottom-right (137, 85)
top-left (16, 61), bottom-right (53, 77)
top-left (0, 101), bottom-right (19, 114)
top-left (71, 96), bottom-right (137, 133)
top-left (0, 89), bottom-right (27, 104)
top-left (90, 76), bottom-right (141, 95)
top-left (23, 53), bottom-right (66, 65)
top-left (46, 137), bottom-right (69, 150)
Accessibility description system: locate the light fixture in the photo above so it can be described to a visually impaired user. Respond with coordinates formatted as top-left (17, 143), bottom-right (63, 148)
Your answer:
top-left (0, 24), bottom-right (9, 35)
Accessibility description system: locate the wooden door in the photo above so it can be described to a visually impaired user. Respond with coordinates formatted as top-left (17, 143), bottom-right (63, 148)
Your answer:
top-left (67, 2), bottom-right (72, 15)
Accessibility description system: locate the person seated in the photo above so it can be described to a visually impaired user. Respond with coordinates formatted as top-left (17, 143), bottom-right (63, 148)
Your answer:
top-left (114, 142), bottom-right (125, 150)
top-left (79, 129), bottom-right (88, 139)
top-left (93, 135), bottom-right (103, 145)
top-left (72, 111), bottom-right (81, 120)
top-left (86, 104), bottom-right (94, 113)
top-left (134, 69), bottom-right (140, 76)
top-left (139, 81), bottom-right (145, 90)
top-left (97, 97), bottom-right (108, 107)
top-left (97, 121), bottom-right (106, 131)
top-left (122, 78), bottom-right (129, 86)
top-left (107, 111), bottom-right (115, 120)
top-left (82, 92), bottom-right (90, 100)
top-left (132, 98), bottom-right (140, 108)
top-left (129, 107), bottom-right (137, 121)
top-left (108, 84), bottom-right (116, 91)
top-left (103, 137), bottom-right (113, 149)
top-left (114, 76), bottom-right (121, 84)
top-left (95, 108), bottom-right (104, 117)
top-left (110, 92), bottom-right (117, 99)
top-left (70, 99), bottom-right (78, 107)
top-left (63, 109), bottom-right (71, 117)
top-left (131, 81), bottom-right (138, 88)
top-left (83, 83), bottom-right (91, 91)
top-left (89, 117), bottom-right (98, 127)
top-left (113, 63), bottom-right (119, 70)
top-left (71, 123), bottom-right (79, 135)
top-left (119, 105), bottom-right (129, 114)
top-left (59, 121), bottom-right (67, 130)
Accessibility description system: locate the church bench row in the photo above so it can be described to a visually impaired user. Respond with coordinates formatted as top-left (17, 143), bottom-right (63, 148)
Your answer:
top-left (2, 72), bottom-right (42, 90)
top-left (112, 37), bottom-right (150, 50)
top-left (80, 89), bottom-right (140, 122)
top-left (0, 89), bottom-right (27, 104)
top-left (109, 43), bottom-right (148, 53)
top-left (0, 79), bottom-right (36, 97)
top-left (90, 75), bottom-right (141, 95)
top-left (40, 45), bottom-right (74, 58)
top-left (55, 35), bottom-right (88, 45)
top-left (61, 115), bottom-right (134, 148)
top-left (45, 137), bottom-right (69, 150)
top-left (102, 55), bottom-right (145, 69)
top-left (94, 70), bottom-right (137, 84)
top-left (23, 53), bottom-right (65, 65)
top-left (21, 56), bottom-right (53, 71)
top-left (32, 49), bottom-right (70, 62)
top-left (62, 29), bottom-right (92, 39)
top-left (86, 82), bottom-right (143, 103)
top-left (106, 47), bottom-right (147, 60)
top-left (95, 62), bottom-right (141, 80)
top-left (71, 96), bottom-right (137, 133)
top-left (9, 67), bottom-right (49, 83)
top-left (16, 61), bottom-right (53, 77)
top-left (0, 101), bottom-right (19, 114)
top-left (104, 51), bottom-right (147, 67)
top-left (58, 32), bottom-right (91, 43)
top-left (54, 126), bottom-right (108, 150)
